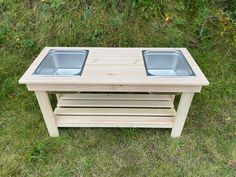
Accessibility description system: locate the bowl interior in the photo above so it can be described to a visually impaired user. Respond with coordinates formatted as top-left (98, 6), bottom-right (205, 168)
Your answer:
top-left (143, 50), bottom-right (195, 77)
top-left (33, 50), bottom-right (88, 76)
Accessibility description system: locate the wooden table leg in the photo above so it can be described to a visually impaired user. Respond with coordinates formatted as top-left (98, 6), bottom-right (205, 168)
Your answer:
top-left (35, 91), bottom-right (59, 137)
top-left (171, 92), bottom-right (194, 138)
top-left (56, 93), bottom-right (61, 101)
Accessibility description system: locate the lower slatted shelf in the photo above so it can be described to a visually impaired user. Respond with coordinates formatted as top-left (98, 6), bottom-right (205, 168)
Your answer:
top-left (54, 93), bottom-right (176, 128)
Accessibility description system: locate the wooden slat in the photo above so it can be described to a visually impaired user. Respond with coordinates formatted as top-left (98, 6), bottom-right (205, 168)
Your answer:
top-left (55, 116), bottom-right (175, 128)
top-left (83, 65), bottom-right (146, 78)
top-left (60, 93), bottom-right (174, 101)
top-left (54, 107), bottom-right (176, 116)
top-left (28, 84), bottom-right (202, 93)
top-left (87, 57), bottom-right (143, 65)
top-left (57, 99), bottom-right (173, 108)
top-left (89, 48), bottom-right (142, 57)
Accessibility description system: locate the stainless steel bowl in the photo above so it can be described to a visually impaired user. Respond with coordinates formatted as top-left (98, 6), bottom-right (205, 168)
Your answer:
top-left (33, 49), bottom-right (88, 76)
top-left (142, 50), bottom-right (195, 77)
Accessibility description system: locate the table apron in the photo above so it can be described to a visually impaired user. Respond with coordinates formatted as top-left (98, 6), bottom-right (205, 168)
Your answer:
top-left (27, 84), bottom-right (202, 93)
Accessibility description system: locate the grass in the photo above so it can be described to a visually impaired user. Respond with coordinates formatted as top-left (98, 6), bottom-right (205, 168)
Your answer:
top-left (0, 0), bottom-right (236, 176)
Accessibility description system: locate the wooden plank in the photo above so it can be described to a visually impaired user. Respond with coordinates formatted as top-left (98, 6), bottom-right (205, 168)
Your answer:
top-left (88, 48), bottom-right (142, 57)
top-left (57, 99), bottom-right (174, 108)
top-left (54, 107), bottom-right (176, 116)
top-left (60, 93), bottom-right (174, 100)
top-left (87, 57), bottom-right (143, 65)
top-left (27, 84), bottom-right (202, 93)
top-left (171, 92), bottom-right (194, 138)
top-left (35, 91), bottom-right (59, 137)
top-left (83, 65), bottom-right (146, 78)
top-left (55, 116), bottom-right (175, 128)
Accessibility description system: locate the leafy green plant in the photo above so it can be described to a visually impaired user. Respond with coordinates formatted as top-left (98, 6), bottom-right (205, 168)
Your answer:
top-left (50, 0), bottom-right (65, 9)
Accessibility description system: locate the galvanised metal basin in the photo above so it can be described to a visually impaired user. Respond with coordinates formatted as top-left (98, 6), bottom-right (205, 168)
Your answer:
top-left (33, 49), bottom-right (88, 76)
top-left (143, 50), bottom-right (195, 77)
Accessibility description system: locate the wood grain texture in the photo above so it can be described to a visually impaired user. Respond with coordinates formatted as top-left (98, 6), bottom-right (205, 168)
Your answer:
top-left (57, 99), bottom-right (174, 108)
top-left (59, 93), bottom-right (174, 100)
top-left (57, 93), bottom-right (174, 108)
top-left (55, 116), bottom-right (175, 128)
top-left (27, 84), bottom-right (202, 92)
top-left (171, 92), bottom-right (194, 138)
top-left (35, 91), bottom-right (59, 137)
top-left (19, 47), bottom-right (209, 88)
top-left (54, 107), bottom-right (176, 116)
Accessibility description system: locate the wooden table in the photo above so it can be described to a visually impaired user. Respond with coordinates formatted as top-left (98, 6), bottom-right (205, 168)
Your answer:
top-left (19, 47), bottom-right (209, 138)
